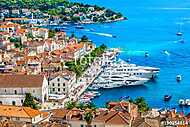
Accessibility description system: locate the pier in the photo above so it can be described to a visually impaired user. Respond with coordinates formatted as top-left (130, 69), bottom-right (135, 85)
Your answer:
top-left (67, 48), bottom-right (119, 102)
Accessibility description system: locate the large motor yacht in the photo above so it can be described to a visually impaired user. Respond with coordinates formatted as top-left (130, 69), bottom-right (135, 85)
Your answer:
top-left (103, 59), bottom-right (160, 79)
top-left (93, 74), bottom-right (149, 89)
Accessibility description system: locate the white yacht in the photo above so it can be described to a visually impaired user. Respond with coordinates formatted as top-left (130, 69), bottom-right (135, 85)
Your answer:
top-left (102, 81), bottom-right (123, 89)
top-left (92, 58), bottom-right (159, 89)
top-left (93, 74), bottom-right (149, 89)
top-left (125, 77), bottom-right (149, 86)
top-left (103, 59), bottom-right (160, 79)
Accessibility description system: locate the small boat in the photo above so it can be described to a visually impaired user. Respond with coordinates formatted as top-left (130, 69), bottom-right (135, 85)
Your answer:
top-left (102, 85), bottom-right (115, 89)
top-left (84, 93), bottom-right (94, 96)
top-left (80, 98), bottom-right (91, 103)
top-left (185, 99), bottom-right (190, 106)
top-left (163, 50), bottom-right (170, 56)
top-left (145, 52), bottom-right (149, 57)
top-left (176, 75), bottom-right (182, 82)
top-left (88, 86), bottom-right (100, 90)
top-left (126, 58), bottom-right (131, 62)
top-left (95, 92), bottom-right (101, 97)
top-left (176, 32), bottom-right (183, 36)
top-left (121, 96), bottom-right (130, 99)
top-left (179, 99), bottom-right (185, 106)
top-left (112, 35), bottom-right (117, 38)
top-left (164, 95), bottom-right (172, 101)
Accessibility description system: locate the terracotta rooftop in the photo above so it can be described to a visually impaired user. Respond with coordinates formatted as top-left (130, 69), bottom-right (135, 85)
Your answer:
top-left (94, 111), bottom-right (130, 125)
top-left (0, 105), bottom-right (42, 118)
top-left (64, 43), bottom-right (85, 53)
top-left (5, 18), bottom-right (28, 21)
top-left (106, 112), bottom-right (130, 125)
top-left (39, 122), bottom-right (69, 127)
top-left (108, 100), bottom-right (137, 112)
top-left (26, 40), bottom-right (45, 47)
top-left (51, 109), bottom-right (69, 118)
top-left (48, 69), bottom-right (75, 81)
top-left (0, 23), bottom-right (20, 28)
top-left (0, 74), bottom-right (45, 88)
top-left (135, 122), bottom-right (151, 127)
top-left (0, 120), bottom-right (26, 127)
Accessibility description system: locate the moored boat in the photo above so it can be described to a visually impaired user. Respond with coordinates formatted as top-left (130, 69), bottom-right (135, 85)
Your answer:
top-left (103, 59), bottom-right (160, 79)
top-left (112, 35), bottom-right (117, 38)
top-left (185, 99), bottom-right (190, 106)
top-left (176, 75), bottom-right (182, 82)
top-left (79, 98), bottom-right (91, 103)
top-left (176, 32), bottom-right (183, 36)
top-left (179, 99), bottom-right (185, 106)
top-left (164, 95), bottom-right (172, 102)
top-left (145, 52), bottom-right (149, 57)
top-left (88, 86), bottom-right (100, 90)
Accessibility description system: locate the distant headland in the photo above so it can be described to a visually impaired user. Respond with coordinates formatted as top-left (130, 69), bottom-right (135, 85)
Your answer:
top-left (0, 0), bottom-right (127, 24)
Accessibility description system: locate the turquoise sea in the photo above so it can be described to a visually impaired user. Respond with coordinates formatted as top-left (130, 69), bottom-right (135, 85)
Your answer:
top-left (61, 0), bottom-right (190, 113)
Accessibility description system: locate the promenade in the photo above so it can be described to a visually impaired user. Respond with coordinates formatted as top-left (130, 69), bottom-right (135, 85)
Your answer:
top-left (68, 57), bottom-right (103, 101)
top-left (67, 48), bottom-right (119, 102)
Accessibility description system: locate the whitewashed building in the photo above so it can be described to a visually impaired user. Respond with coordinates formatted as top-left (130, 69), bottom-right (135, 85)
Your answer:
top-left (31, 28), bottom-right (49, 39)
top-left (0, 75), bottom-right (49, 106)
top-left (48, 71), bottom-right (76, 95)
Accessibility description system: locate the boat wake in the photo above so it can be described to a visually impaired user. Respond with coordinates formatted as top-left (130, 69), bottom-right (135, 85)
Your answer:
top-left (169, 51), bottom-right (189, 58)
top-left (90, 32), bottom-right (114, 38)
top-left (162, 50), bottom-right (188, 58)
top-left (148, 7), bottom-right (190, 10)
top-left (175, 22), bottom-right (185, 25)
top-left (83, 29), bottom-right (90, 32)
top-left (121, 50), bottom-right (150, 56)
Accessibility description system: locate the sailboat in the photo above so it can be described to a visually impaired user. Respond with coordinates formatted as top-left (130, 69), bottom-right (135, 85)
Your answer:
top-left (176, 32), bottom-right (183, 36)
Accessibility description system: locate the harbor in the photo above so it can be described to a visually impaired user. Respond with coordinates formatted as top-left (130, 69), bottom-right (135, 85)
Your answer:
top-left (68, 48), bottom-right (120, 103)
top-left (78, 49), bottom-right (160, 104)
top-left (35, 0), bottom-right (190, 113)
top-left (65, 0), bottom-right (190, 114)
top-left (3, 0), bottom-right (190, 126)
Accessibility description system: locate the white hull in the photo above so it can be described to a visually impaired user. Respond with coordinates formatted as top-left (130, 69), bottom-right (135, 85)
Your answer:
top-left (101, 78), bottom-right (147, 89)
top-left (103, 59), bottom-right (160, 79)
top-left (91, 58), bottom-right (159, 89)
top-left (125, 80), bottom-right (146, 86)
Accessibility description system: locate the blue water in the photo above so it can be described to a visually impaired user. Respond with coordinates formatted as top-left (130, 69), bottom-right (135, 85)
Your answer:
top-left (64, 0), bottom-right (190, 112)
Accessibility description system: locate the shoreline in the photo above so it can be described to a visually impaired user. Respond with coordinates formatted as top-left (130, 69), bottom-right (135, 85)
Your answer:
top-left (78, 17), bottom-right (127, 25)
top-left (36, 17), bottom-right (127, 27)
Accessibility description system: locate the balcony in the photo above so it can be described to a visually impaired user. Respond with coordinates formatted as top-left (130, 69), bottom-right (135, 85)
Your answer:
top-left (0, 94), bottom-right (25, 98)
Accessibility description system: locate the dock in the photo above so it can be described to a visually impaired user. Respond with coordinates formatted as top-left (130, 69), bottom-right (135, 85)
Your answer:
top-left (67, 48), bottom-right (119, 102)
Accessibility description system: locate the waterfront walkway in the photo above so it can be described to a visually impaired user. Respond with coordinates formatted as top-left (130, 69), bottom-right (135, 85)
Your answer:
top-left (68, 57), bottom-right (103, 101)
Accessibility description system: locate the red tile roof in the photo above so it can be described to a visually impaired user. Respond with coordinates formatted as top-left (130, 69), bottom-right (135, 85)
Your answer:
top-left (5, 18), bottom-right (28, 21)
top-left (0, 105), bottom-right (42, 118)
top-left (0, 74), bottom-right (45, 88)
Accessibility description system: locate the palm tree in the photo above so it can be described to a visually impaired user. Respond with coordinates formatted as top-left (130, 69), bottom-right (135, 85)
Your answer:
top-left (76, 102), bottom-right (85, 110)
top-left (85, 103), bottom-right (96, 111)
top-left (84, 111), bottom-right (93, 127)
top-left (134, 97), bottom-right (149, 114)
top-left (65, 101), bottom-right (76, 109)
